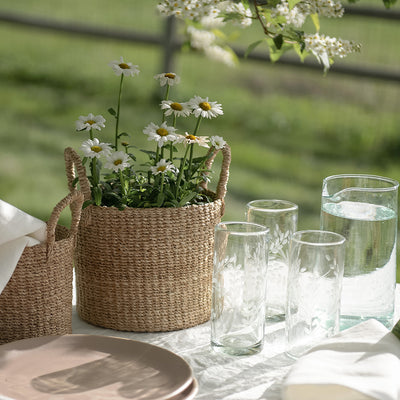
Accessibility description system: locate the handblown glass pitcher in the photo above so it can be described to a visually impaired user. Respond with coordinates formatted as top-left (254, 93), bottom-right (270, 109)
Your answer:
top-left (321, 174), bottom-right (398, 330)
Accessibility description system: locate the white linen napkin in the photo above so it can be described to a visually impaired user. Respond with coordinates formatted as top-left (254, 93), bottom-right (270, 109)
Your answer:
top-left (282, 319), bottom-right (400, 400)
top-left (0, 199), bottom-right (47, 295)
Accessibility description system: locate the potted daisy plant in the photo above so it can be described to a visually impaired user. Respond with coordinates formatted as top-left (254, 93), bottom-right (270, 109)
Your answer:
top-left (65, 57), bottom-right (231, 332)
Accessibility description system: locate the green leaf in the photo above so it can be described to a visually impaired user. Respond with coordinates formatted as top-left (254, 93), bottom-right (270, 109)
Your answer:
top-left (71, 176), bottom-right (79, 188)
top-left (128, 153), bottom-right (136, 161)
top-left (266, 38), bottom-right (284, 63)
top-left (293, 42), bottom-right (307, 61)
top-left (273, 34), bottom-right (284, 50)
top-left (245, 39), bottom-right (266, 58)
top-left (212, 28), bottom-right (228, 41)
top-left (92, 186), bottom-right (102, 206)
top-left (118, 132), bottom-right (129, 138)
top-left (383, 0), bottom-right (397, 7)
top-left (140, 149), bottom-right (157, 157)
top-left (82, 200), bottom-right (93, 209)
top-left (310, 13), bottom-right (320, 32)
top-left (288, 0), bottom-right (302, 9)
top-left (164, 200), bottom-right (179, 207)
top-left (178, 192), bottom-right (198, 207)
top-left (392, 319), bottom-right (400, 341)
top-left (108, 107), bottom-right (116, 116)
top-left (156, 192), bottom-right (165, 207)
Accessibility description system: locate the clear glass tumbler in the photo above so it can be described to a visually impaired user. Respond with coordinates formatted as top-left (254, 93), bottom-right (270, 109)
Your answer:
top-left (211, 222), bottom-right (269, 356)
top-left (246, 199), bottom-right (298, 321)
top-left (285, 230), bottom-right (346, 359)
top-left (321, 174), bottom-right (398, 330)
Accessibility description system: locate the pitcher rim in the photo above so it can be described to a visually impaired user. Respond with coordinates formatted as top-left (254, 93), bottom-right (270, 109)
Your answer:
top-left (323, 174), bottom-right (399, 191)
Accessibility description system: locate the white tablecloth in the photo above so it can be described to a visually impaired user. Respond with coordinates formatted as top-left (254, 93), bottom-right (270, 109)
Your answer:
top-left (72, 286), bottom-right (400, 400)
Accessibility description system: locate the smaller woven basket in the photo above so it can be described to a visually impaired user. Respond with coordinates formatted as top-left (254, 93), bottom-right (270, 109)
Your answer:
top-left (0, 191), bottom-right (84, 344)
top-left (65, 145), bottom-right (231, 332)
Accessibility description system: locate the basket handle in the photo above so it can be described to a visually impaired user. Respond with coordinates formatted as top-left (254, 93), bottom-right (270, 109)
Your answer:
top-left (200, 144), bottom-right (231, 201)
top-left (46, 190), bottom-right (84, 258)
top-left (64, 147), bottom-right (92, 201)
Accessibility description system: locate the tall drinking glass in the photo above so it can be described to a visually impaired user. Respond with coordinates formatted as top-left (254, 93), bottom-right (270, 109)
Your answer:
top-left (246, 199), bottom-right (298, 321)
top-left (285, 230), bottom-right (346, 359)
top-left (211, 222), bottom-right (269, 356)
top-left (321, 174), bottom-right (399, 330)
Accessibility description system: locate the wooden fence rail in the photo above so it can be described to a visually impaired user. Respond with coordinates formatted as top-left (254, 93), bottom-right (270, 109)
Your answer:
top-left (0, 8), bottom-right (399, 83)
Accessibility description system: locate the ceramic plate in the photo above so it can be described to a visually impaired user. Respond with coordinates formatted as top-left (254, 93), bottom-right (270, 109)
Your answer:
top-left (169, 378), bottom-right (198, 400)
top-left (0, 334), bottom-right (194, 400)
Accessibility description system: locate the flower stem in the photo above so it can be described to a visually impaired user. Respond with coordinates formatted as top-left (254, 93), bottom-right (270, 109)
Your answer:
top-left (160, 173), bottom-right (165, 194)
top-left (119, 170), bottom-right (127, 198)
top-left (155, 145), bottom-right (160, 163)
top-left (91, 158), bottom-right (99, 186)
top-left (175, 144), bottom-right (190, 196)
top-left (193, 115), bottom-right (202, 135)
top-left (188, 143), bottom-right (194, 178)
top-left (115, 74), bottom-right (124, 151)
top-left (165, 84), bottom-right (170, 101)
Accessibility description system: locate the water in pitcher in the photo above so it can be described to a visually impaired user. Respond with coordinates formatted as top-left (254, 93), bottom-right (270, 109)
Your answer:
top-left (321, 200), bottom-right (397, 329)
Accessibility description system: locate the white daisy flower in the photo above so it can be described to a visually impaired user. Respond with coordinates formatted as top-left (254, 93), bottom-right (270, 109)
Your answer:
top-left (81, 138), bottom-right (112, 159)
top-left (154, 72), bottom-right (181, 87)
top-left (183, 133), bottom-right (210, 148)
top-left (188, 96), bottom-right (223, 119)
top-left (104, 151), bottom-right (130, 172)
top-left (172, 134), bottom-right (187, 145)
top-left (143, 122), bottom-right (178, 148)
top-left (150, 159), bottom-right (178, 175)
top-left (75, 113), bottom-right (106, 131)
top-left (109, 57), bottom-right (140, 77)
top-left (210, 135), bottom-right (226, 150)
top-left (161, 100), bottom-right (191, 118)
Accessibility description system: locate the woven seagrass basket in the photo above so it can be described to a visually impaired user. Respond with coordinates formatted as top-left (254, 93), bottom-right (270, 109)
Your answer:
top-left (0, 191), bottom-right (84, 344)
top-left (65, 145), bottom-right (231, 332)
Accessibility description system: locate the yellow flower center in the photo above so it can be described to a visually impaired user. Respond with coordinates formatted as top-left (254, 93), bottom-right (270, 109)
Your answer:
top-left (156, 128), bottom-right (169, 137)
top-left (114, 159), bottom-right (122, 166)
top-left (119, 63), bottom-right (130, 69)
top-left (90, 145), bottom-right (102, 153)
top-left (157, 166), bottom-right (167, 172)
top-left (171, 102), bottom-right (183, 111)
top-left (199, 102), bottom-right (211, 111)
top-left (186, 134), bottom-right (197, 141)
top-left (86, 119), bottom-right (96, 125)
top-left (121, 141), bottom-right (129, 147)
top-left (164, 73), bottom-right (175, 79)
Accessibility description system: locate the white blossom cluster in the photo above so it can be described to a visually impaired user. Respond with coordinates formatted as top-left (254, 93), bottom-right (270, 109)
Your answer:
top-left (158, 0), bottom-right (249, 66)
top-left (297, 0), bottom-right (345, 18)
top-left (187, 26), bottom-right (236, 67)
top-left (221, 2), bottom-right (253, 27)
top-left (157, 0), bottom-right (220, 21)
top-left (158, 0), bottom-right (252, 27)
top-left (270, 1), bottom-right (306, 28)
top-left (304, 33), bottom-right (361, 69)
top-left (271, 0), bottom-right (344, 28)
top-left (157, 1), bottom-right (360, 70)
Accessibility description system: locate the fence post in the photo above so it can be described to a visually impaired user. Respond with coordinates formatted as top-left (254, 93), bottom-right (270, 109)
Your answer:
top-left (161, 16), bottom-right (177, 73)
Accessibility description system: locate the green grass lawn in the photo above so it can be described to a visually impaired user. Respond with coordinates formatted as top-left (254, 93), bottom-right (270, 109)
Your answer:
top-left (0, 1), bottom-right (399, 279)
